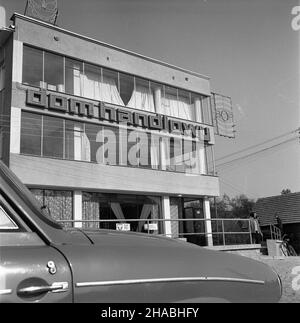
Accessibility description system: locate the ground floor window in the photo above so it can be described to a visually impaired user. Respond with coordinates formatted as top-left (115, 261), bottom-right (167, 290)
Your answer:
top-left (170, 197), bottom-right (206, 246)
top-left (30, 189), bottom-right (73, 228)
top-left (82, 192), bottom-right (162, 233)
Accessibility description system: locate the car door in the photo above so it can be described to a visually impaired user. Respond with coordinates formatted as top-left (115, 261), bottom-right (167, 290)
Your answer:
top-left (0, 193), bottom-right (73, 303)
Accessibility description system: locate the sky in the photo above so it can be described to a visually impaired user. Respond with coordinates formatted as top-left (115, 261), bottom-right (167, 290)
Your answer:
top-left (1, 0), bottom-right (300, 199)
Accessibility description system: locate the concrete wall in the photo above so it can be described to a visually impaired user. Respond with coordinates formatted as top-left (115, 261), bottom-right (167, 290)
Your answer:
top-left (12, 14), bottom-right (210, 96)
top-left (10, 154), bottom-right (220, 197)
top-left (0, 33), bottom-right (13, 166)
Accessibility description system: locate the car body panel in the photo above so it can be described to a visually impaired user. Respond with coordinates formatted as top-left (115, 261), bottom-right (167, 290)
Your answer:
top-left (55, 230), bottom-right (281, 303)
top-left (0, 245), bottom-right (73, 303)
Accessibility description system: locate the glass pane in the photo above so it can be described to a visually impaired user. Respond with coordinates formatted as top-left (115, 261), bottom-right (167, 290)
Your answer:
top-left (65, 58), bottom-right (83, 96)
top-left (162, 86), bottom-right (178, 118)
top-left (178, 89), bottom-right (194, 121)
top-left (102, 68), bottom-right (123, 105)
top-left (150, 82), bottom-right (163, 113)
top-left (44, 52), bottom-right (64, 92)
top-left (85, 123), bottom-right (102, 163)
top-left (65, 120), bottom-right (85, 161)
top-left (0, 206), bottom-right (17, 229)
top-left (23, 46), bottom-right (43, 87)
top-left (83, 63), bottom-right (101, 100)
top-left (128, 77), bottom-right (155, 112)
top-left (205, 145), bottom-right (215, 175)
top-left (0, 64), bottom-right (5, 90)
top-left (20, 112), bottom-right (42, 155)
top-left (43, 116), bottom-right (64, 158)
top-left (202, 96), bottom-right (212, 125)
top-left (120, 73), bottom-right (134, 106)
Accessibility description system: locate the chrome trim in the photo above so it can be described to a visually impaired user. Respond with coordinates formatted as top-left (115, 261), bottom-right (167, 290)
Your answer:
top-left (0, 289), bottom-right (13, 295)
top-left (18, 282), bottom-right (69, 295)
top-left (76, 277), bottom-right (265, 288)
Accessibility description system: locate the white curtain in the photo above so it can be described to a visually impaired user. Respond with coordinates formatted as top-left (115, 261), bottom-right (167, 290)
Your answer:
top-left (150, 136), bottom-right (160, 169)
top-left (110, 202), bottom-right (125, 220)
top-left (127, 85), bottom-right (155, 112)
top-left (137, 204), bottom-right (153, 232)
top-left (81, 133), bottom-right (91, 162)
top-left (163, 92), bottom-right (194, 121)
top-left (81, 71), bottom-right (124, 106)
top-left (100, 76), bottom-right (124, 106)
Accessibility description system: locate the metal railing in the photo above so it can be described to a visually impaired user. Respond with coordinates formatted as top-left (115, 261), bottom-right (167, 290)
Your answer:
top-left (57, 218), bottom-right (256, 247)
top-left (269, 224), bottom-right (282, 241)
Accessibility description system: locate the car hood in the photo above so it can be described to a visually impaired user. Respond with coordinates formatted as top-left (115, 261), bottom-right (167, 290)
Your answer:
top-left (56, 229), bottom-right (281, 302)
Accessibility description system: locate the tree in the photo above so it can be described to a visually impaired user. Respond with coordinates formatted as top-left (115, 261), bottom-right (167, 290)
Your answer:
top-left (281, 189), bottom-right (291, 195)
top-left (210, 194), bottom-right (255, 219)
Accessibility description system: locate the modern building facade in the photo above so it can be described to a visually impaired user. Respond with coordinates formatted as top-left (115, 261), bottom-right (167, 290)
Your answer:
top-left (0, 13), bottom-right (222, 246)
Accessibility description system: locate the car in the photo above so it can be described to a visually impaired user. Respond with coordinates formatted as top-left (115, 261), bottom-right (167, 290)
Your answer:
top-left (0, 160), bottom-right (282, 303)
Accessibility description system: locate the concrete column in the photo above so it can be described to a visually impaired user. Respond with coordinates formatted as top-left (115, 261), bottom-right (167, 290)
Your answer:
top-left (162, 196), bottom-right (172, 238)
top-left (74, 191), bottom-right (83, 228)
top-left (10, 107), bottom-right (21, 154)
top-left (12, 40), bottom-right (23, 83)
top-left (203, 197), bottom-right (213, 246)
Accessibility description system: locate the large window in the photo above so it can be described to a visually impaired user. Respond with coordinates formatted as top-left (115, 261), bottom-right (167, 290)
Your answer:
top-left (44, 52), bottom-right (64, 92)
top-left (82, 192), bottom-right (162, 233)
top-left (23, 46), bottom-right (43, 87)
top-left (20, 112), bottom-right (215, 175)
top-left (20, 113), bottom-right (42, 155)
top-left (65, 58), bottom-right (83, 96)
top-left (22, 45), bottom-right (213, 125)
top-left (30, 189), bottom-right (73, 228)
top-left (43, 116), bottom-right (64, 158)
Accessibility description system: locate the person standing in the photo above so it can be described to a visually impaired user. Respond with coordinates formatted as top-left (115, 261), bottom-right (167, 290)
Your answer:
top-left (249, 212), bottom-right (263, 244)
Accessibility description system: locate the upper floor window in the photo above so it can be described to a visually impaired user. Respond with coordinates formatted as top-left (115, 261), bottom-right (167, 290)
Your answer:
top-left (23, 46), bottom-right (43, 87)
top-left (22, 45), bottom-right (212, 125)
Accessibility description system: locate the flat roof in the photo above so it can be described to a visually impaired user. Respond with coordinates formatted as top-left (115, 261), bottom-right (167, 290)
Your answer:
top-left (11, 13), bottom-right (210, 81)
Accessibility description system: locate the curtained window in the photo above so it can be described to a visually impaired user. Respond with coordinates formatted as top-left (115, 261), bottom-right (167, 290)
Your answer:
top-left (101, 68), bottom-right (124, 105)
top-left (162, 86), bottom-right (195, 121)
top-left (65, 58), bottom-right (84, 96)
top-left (127, 77), bottom-right (155, 112)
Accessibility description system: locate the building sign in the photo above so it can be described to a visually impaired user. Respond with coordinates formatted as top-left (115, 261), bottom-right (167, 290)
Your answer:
top-left (116, 223), bottom-right (131, 232)
top-left (26, 89), bottom-right (213, 142)
top-left (144, 223), bottom-right (158, 231)
top-left (211, 93), bottom-right (235, 138)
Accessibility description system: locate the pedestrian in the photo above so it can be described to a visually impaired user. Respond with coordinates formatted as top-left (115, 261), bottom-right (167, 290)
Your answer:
top-left (275, 213), bottom-right (283, 234)
top-left (249, 212), bottom-right (263, 244)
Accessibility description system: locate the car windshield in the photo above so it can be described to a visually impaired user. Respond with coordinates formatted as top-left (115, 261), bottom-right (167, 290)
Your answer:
top-left (0, 160), bottom-right (62, 229)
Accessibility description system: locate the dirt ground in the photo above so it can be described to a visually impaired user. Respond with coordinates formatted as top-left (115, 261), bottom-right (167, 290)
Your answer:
top-left (257, 256), bottom-right (300, 303)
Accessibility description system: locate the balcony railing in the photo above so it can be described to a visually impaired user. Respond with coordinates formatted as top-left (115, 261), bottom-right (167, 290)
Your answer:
top-left (57, 218), bottom-right (256, 247)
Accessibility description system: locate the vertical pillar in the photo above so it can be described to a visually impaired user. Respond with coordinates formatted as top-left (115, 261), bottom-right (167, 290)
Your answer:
top-left (10, 107), bottom-right (21, 154)
top-left (162, 196), bottom-right (172, 238)
top-left (74, 191), bottom-right (83, 228)
top-left (12, 40), bottom-right (23, 83)
top-left (203, 197), bottom-right (213, 246)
